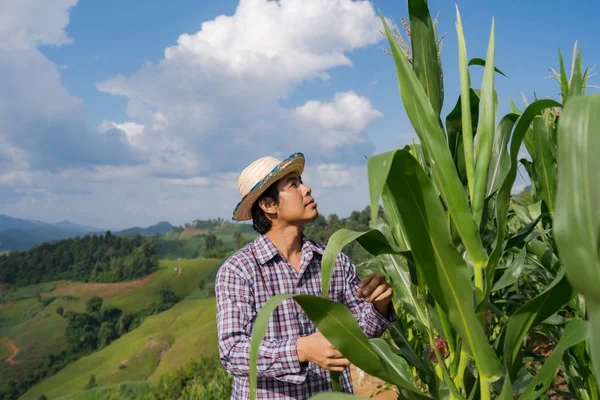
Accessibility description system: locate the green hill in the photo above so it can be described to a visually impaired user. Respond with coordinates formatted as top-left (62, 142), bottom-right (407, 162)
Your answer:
top-left (23, 297), bottom-right (218, 400)
top-left (0, 258), bottom-right (220, 396)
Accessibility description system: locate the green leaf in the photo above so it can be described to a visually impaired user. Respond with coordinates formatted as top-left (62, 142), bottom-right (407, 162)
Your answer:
top-left (468, 57), bottom-right (509, 78)
top-left (554, 93), bottom-right (600, 389)
top-left (381, 253), bottom-right (427, 327)
top-left (381, 149), bottom-right (501, 380)
top-left (486, 113), bottom-right (519, 197)
top-left (445, 89), bottom-right (480, 189)
top-left (389, 320), bottom-right (428, 371)
top-left (532, 116), bottom-right (557, 215)
top-left (321, 228), bottom-right (409, 298)
top-left (380, 15), bottom-right (488, 268)
top-left (491, 246), bottom-right (527, 292)
top-left (371, 338), bottom-right (417, 384)
top-left (455, 6), bottom-right (476, 199)
top-left (569, 47), bottom-right (585, 97)
top-left (249, 294), bottom-right (428, 400)
top-left (527, 239), bottom-right (561, 275)
top-left (472, 18), bottom-right (496, 225)
top-left (504, 215), bottom-right (543, 251)
top-left (503, 269), bottom-right (576, 380)
top-left (520, 318), bottom-right (589, 400)
top-left (497, 376), bottom-right (513, 400)
top-left (558, 48), bottom-right (569, 101)
top-left (408, 0), bottom-right (444, 115)
top-left (485, 99), bottom-right (561, 304)
top-left (554, 93), bottom-right (600, 303)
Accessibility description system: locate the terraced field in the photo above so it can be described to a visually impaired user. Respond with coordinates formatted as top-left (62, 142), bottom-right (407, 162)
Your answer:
top-left (0, 258), bottom-right (220, 385)
top-left (23, 297), bottom-right (218, 400)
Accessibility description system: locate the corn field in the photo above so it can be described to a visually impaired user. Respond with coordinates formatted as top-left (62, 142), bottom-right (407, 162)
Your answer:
top-left (249, 0), bottom-right (600, 398)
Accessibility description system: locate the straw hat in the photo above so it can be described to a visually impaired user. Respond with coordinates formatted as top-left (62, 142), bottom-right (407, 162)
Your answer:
top-left (232, 152), bottom-right (305, 221)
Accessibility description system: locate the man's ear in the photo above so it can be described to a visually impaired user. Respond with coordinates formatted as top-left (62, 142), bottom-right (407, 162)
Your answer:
top-left (258, 197), bottom-right (278, 215)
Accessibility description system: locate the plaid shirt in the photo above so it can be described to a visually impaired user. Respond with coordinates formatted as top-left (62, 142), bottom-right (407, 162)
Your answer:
top-left (215, 233), bottom-right (396, 399)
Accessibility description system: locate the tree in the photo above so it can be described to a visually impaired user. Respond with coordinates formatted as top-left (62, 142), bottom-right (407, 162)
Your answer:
top-left (205, 234), bottom-right (218, 251)
top-left (84, 375), bottom-right (96, 390)
top-left (55, 305), bottom-right (64, 317)
top-left (85, 296), bottom-right (103, 314)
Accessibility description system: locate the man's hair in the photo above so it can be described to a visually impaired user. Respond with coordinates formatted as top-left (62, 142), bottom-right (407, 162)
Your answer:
top-left (251, 181), bottom-right (281, 235)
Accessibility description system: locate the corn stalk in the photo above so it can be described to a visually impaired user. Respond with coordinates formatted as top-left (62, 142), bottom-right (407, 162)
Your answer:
top-left (248, 2), bottom-right (597, 399)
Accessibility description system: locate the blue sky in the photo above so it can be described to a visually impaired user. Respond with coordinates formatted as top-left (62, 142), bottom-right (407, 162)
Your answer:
top-left (0, 0), bottom-right (598, 230)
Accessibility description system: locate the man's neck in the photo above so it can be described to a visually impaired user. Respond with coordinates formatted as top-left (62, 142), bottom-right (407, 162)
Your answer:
top-left (265, 225), bottom-right (303, 260)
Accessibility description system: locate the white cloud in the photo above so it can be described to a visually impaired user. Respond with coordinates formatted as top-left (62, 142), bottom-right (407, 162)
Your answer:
top-left (0, 0), bottom-right (77, 50)
top-left (97, 0), bottom-right (384, 177)
top-left (0, 0), bottom-right (385, 228)
top-left (0, 0), bottom-right (143, 171)
top-left (289, 91), bottom-right (382, 149)
top-left (317, 164), bottom-right (352, 187)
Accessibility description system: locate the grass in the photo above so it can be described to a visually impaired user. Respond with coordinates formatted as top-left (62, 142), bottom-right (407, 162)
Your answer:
top-left (178, 227), bottom-right (208, 239)
top-left (56, 381), bottom-right (152, 400)
top-left (105, 258), bottom-right (221, 312)
top-left (2, 281), bottom-right (57, 302)
top-left (0, 258), bottom-right (221, 385)
top-left (23, 297), bottom-right (218, 400)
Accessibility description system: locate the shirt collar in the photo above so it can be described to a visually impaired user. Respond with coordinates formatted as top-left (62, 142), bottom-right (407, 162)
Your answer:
top-left (253, 232), bottom-right (323, 265)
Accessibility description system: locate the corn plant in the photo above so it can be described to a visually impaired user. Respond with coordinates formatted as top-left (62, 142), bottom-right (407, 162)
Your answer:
top-left (248, 1), bottom-right (597, 398)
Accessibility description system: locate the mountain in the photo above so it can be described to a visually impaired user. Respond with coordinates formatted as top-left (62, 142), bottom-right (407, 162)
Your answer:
top-left (0, 215), bottom-right (104, 251)
top-left (52, 220), bottom-right (103, 234)
top-left (0, 226), bottom-right (76, 251)
top-left (0, 215), bottom-right (47, 231)
top-left (115, 221), bottom-right (174, 236)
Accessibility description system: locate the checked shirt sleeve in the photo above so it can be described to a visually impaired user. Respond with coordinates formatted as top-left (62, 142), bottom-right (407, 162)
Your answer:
top-left (215, 262), bottom-right (307, 384)
top-left (340, 254), bottom-right (397, 338)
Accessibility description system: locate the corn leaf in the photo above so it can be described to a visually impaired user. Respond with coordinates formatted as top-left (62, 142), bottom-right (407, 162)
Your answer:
top-left (408, 0), bottom-right (444, 116)
top-left (554, 93), bottom-right (600, 388)
top-left (472, 19), bottom-right (496, 225)
top-left (520, 318), bottom-right (589, 400)
top-left (485, 99), bottom-right (561, 304)
top-left (389, 320), bottom-right (428, 371)
top-left (446, 89), bottom-right (480, 188)
top-left (381, 254), bottom-right (427, 327)
top-left (380, 16), bottom-right (488, 268)
top-left (503, 269), bottom-right (576, 380)
top-left (486, 113), bottom-right (519, 197)
top-left (371, 338), bottom-right (416, 384)
top-left (321, 228), bottom-right (410, 298)
top-left (558, 48), bottom-right (569, 101)
top-left (554, 93), bottom-right (600, 302)
top-left (568, 48), bottom-right (585, 97)
top-left (455, 6), bottom-right (475, 198)
top-left (527, 239), bottom-right (561, 275)
top-left (532, 116), bottom-right (557, 215)
top-left (249, 294), bottom-right (428, 400)
top-left (381, 148), bottom-right (501, 380)
top-left (467, 57), bottom-right (509, 78)
top-left (491, 246), bottom-right (527, 292)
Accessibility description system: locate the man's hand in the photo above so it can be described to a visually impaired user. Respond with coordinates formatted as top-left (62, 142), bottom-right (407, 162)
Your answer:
top-left (356, 272), bottom-right (393, 316)
top-left (296, 332), bottom-right (350, 372)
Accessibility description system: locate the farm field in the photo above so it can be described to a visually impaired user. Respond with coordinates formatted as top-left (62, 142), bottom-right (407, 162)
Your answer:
top-left (22, 297), bottom-right (218, 400)
top-left (0, 258), bottom-right (220, 386)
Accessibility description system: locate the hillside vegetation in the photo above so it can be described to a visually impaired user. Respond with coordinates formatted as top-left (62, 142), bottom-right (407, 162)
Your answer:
top-left (23, 297), bottom-right (218, 400)
top-left (0, 233), bottom-right (157, 288)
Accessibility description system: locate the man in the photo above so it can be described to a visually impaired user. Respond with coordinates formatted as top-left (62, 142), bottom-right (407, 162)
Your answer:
top-left (216, 152), bottom-right (396, 399)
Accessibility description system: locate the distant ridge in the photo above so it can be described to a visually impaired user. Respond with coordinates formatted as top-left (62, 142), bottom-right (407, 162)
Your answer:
top-left (115, 221), bottom-right (174, 236)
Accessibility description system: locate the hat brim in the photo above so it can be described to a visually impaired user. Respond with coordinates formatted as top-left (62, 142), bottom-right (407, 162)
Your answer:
top-left (232, 152), bottom-right (305, 221)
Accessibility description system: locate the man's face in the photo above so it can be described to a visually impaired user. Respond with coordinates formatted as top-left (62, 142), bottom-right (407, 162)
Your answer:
top-left (273, 172), bottom-right (319, 226)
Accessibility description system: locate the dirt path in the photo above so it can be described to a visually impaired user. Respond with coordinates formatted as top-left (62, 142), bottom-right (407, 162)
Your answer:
top-left (2, 337), bottom-right (20, 365)
top-left (170, 264), bottom-right (182, 282)
top-left (351, 365), bottom-right (398, 399)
